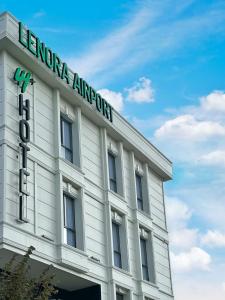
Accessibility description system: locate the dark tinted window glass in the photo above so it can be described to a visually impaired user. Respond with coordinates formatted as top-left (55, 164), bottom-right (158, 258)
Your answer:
top-left (67, 229), bottom-right (76, 247)
top-left (65, 195), bottom-right (75, 229)
top-left (64, 194), bottom-right (76, 247)
top-left (108, 152), bottom-right (117, 192)
top-left (136, 174), bottom-right (143, 210)
top-left (116, 293), bottom-right (123, 300)
top-left (112, 222), bottom-right (122, 268)
top-left (63, 120), bottom-right (72, 149)
top-left (61, 116), bottom-right (73, 163)
top-left (140, 238), bottom-right (149, 281)
top-left (65, 148), bottom-right (73, 162)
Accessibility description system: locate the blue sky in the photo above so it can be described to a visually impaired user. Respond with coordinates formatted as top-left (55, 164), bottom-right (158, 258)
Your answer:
top-left (2, 0), bottom-right (225, 299)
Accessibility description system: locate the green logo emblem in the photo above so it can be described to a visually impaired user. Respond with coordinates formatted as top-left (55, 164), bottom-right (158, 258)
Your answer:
top-left (14, 67), bottom-right (32, 93)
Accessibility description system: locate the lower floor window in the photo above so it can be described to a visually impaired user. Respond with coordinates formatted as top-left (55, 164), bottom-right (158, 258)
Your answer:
top-left (116, 293), bottom-right (124, 300)
top-left (64, 194), bottom-right (76, 247)
top-left (112, 221), bottom-right (122, 268)
top-left (140, 237), bottom-right (149, 281)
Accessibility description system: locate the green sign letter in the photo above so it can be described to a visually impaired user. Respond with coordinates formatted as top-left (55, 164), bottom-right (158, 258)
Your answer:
top-left (19, 22), bottom-right (28, 48)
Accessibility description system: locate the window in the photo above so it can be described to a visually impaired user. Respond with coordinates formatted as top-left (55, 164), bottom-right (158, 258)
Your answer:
top-left (108, 152), bottom-right (117, 192)
top-left (112, 221), bottom-right (122, 268)
top-left (63, 181), bottom-right (85, 251)
top-left (63, 194), bottom-right (76, 247)
top-left (111, 210), bottom-right (129, 271)
top-left (140, 237), bottom-right (149, 281)
top-left (116, 286), bottom-right (129, 300)
top-left (61, 116), bottom-right (73, 162)
top-left (140, 227), bottom-right (155, 283)
top-left (116, 293), bottom-right (124, 300)
top-left (136, 173), bottom-right (143, 210)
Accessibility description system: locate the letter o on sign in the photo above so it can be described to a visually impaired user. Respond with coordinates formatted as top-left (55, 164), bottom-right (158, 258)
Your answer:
top-left (96, 94), bottom-right (102, 112)
top-left (19, 119), bottom-right (30, 143)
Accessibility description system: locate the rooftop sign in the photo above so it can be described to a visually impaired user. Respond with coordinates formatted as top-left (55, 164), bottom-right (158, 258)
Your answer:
top-left (18, 22), bottom-right (113, 122)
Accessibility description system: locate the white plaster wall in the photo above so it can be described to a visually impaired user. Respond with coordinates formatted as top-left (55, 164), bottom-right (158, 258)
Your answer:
top-left (82, 115), bottom-right (103, 187)
top-left (154, 236), bottom-right (173, 295)
top-left (149, 169), bottom-right (167, 230)
top-left (85, 193), bottom-right (106, 264)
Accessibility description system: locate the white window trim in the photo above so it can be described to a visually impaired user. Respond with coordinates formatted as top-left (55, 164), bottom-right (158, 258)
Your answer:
top-left (60, 105), bottom-right (82, 168)
top-left (108, 151), bottom-right (118, 193)
top-left (107, 137), bottom-right (125, 197)
top-left (63, 193), bottom-right (76, 247)
top-left (63, 180), bottom-right (85, 251)
top-left (116, 285), bottom-right (131, 300)
top-left (135, 164), bottom-right (144, 176)
top-left (111, 210), bottom-right (123, 225)
top-left (61, 114), bottom-right (73, 163)
top-left (135, 162), bottom-right (151, 215)
top-left (139, 226), bottom-right (156, 284)
top-left (111, 209), bottom-right (130, 271)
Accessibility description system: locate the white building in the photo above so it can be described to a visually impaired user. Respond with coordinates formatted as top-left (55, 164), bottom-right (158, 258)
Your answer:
top-left (0, 12), bottom-right (173, 300)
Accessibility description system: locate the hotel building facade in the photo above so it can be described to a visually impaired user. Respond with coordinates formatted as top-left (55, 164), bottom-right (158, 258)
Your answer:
top-left (0, 12), bottom-right (173, 300)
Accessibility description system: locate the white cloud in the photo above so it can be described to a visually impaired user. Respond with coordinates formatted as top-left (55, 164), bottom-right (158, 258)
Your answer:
top-left (151, 90), bottom-right (225, 167)
top-left (174, 184), bottom-right (225, 231)
top-left (171, 247), bottom-right (211, 272)
top-left (199, 150), bottom-right (225, 167)
top-left (126, 77), bottom-right (154, 103)
top-left (172, 250), bottom-right (225, 300)
top-left (170, 228), bottom-right (198, 249)
top-left (201, 91), bottom-right (225, 113)
top-left (155, 114), bottom-right (225, 141)
top-left (166, 197), bottom-right (198, 249)
top-left (201, 230), bottom-right (225, 248)
top-left (151, 90), bottom-right (225, 170)
top-left (174, 275), bottom-right (225, 300)
top-left (97, 89), bottom-right (123, 112)
top-left (166, 197), bottom-right (192, 229)
top-left (222, 282), bottom-right (225, 292)
top-left (97, 77), bottom-right (154, 113)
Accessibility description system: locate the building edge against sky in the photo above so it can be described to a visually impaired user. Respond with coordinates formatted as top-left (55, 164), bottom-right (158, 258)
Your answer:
top-left (0, 11), bottom-right (173, 300)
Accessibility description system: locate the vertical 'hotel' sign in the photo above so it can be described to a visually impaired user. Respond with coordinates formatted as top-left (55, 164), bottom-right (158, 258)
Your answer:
top-left (14, 67), bottom-right (32, 222)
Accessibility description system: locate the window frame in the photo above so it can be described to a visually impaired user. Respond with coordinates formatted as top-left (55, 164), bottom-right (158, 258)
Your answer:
top-left (112, 221), bottom-right (122, 269)
top-left (140, 237), bottom-right (150, 281)
top-left (63, 193), bottom-right (76, 248)
top-left (116, 293), bottom-right (124, 300)
top-left (108, 151), bottom-right (117, 193)
top-left (60, 115), bottom-right (73, 163)
top-left (136, 173), bottom-right (144, 210)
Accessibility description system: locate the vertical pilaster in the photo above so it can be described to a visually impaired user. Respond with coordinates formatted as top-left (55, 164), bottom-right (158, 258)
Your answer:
top-left (53, 89), bottom-right (61, 158)
top-left (53, 89), bottom-right (63, 246)
top-left (56, 171), bottom-right (63, 245)
top-left (101, 127), bottom-right (114, 300)
top-left (130, 152), bottom-right (137, 210)
top-left (33, 161), bottom-right (38, 234)
top-left (32, 72), bottom-right (36, 144)
top-left (80, 186), bottom-right (87, 252)
top-left (76, 106), bottom-right (83, 169)
top-left (101, 128), bottom-right (109, 190)
top-left (118, 142), bottom-right (125, 198)
top-left (144, 163), bottom-right (151, 217)
top-left (124, 214), bottom-right (131, 272)
top-left (1, 51), bottom-right (7, 224)
top-left (130, 152), bottom-right (143, 298)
